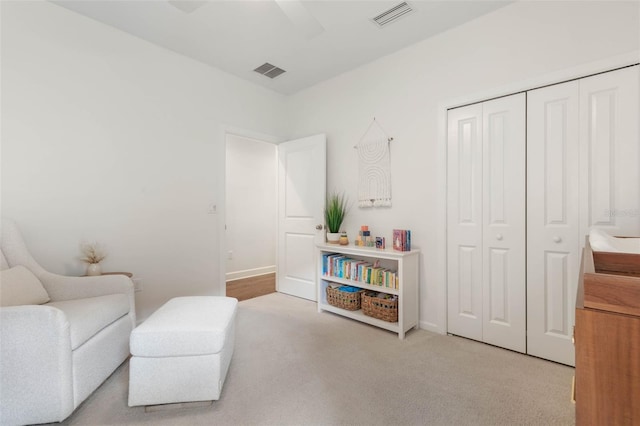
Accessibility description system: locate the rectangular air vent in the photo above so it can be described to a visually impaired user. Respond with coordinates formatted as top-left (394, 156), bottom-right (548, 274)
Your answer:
top-left (372, 2), bottom-right (414, 27)
top-left (253, 63), bottom-right (286, 79)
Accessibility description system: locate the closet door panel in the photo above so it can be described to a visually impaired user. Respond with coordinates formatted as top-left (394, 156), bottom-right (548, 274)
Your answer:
top-left (527, 81), bottom-right (580, 366)
top-left (482, 94), bottom-right (526, 353)
top-left (447, 104), bottom-right (483, 341)
top-left (579, 66), bottom-right (640, 238)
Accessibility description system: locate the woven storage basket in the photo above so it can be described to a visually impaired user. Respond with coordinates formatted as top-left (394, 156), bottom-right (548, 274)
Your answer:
top-left (326, 286), bottom-right (365, 311)
top-left (362, 292), bottom-right (398, 322)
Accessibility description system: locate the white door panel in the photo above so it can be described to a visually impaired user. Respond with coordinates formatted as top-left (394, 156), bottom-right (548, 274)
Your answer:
top-left (277, 135), bottom-right (326, 301)
top-left (482, 94), bottom-right (526, 353)
top-left (579, 66), bottom-right (640, 238)
top-left (527, 81), bottom-right (580, 366)
top-left (528, 66), bottom-right (639, 366)
top-left (447, 104), bottom-right (483, 342)
top-left (447, 95), bottom-right (526, 352)
top-left (447, 65), bottom-right (638, 365)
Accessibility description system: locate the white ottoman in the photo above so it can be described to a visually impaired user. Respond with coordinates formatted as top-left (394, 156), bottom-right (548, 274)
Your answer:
top-left (128, 296), bottom-right (238, 407)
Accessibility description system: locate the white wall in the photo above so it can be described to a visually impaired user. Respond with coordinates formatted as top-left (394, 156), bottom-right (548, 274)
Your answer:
top-left (225, 134), bottom-right (277, 280)
top-left (3, 0), bottom-right (639, 328)
top-left (1, 1), bottom-right (286, 321)
top-left (285, 1), bottom-right (640, 332)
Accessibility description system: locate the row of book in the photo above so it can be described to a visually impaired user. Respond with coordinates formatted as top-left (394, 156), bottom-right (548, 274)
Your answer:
top-left (392, 229), bottom-right (411, 251)
top-left (322, 253), bottom-right (399, 289)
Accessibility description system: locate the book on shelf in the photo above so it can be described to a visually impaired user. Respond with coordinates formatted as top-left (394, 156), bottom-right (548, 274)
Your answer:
top-left (392, 229), bottom-right (412, 251)
top-left (321, 251), bottom-right (398, 289)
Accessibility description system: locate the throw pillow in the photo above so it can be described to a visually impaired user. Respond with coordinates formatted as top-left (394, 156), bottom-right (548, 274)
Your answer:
top-left (0, 265), bottom-right (50, 307)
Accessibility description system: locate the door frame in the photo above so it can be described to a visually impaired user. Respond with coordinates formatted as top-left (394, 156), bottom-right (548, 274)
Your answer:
top-left (433, 51), bottom-right (640, 335)
top-left (218, 125), bottom-right (282, 294)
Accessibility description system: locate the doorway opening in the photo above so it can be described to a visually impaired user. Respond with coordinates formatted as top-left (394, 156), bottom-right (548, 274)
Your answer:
top-left (225, 133), bottom-right (277, 300)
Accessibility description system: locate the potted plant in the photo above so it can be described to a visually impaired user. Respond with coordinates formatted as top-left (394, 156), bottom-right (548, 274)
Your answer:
top-left (325, 191), bottom-right (348, 244)
top-left (80, 242), bottom-right (107, 276)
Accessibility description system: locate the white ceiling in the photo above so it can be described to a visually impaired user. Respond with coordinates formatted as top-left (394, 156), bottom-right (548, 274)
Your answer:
top-left (53, 0), bottom-right (511, 95)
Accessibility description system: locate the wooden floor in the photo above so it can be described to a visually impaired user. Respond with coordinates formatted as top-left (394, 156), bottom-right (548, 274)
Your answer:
top-left (226, 273), bottom-right (276, 301)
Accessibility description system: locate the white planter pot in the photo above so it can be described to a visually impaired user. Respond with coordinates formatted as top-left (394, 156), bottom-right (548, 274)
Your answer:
top-left (326, 232), bottom-right (341, 244)
top-left (87, 263), bottom-right (102, 276)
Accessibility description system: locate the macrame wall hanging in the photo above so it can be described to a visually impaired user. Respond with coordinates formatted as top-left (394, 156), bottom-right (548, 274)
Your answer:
top-left (354, 118), bottom-right (393, 208)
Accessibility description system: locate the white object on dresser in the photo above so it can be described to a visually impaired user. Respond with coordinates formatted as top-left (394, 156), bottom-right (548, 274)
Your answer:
top-left (588, 228), bottom-right (640, 254)
top-left (316, 243), bottom-right (419, 339)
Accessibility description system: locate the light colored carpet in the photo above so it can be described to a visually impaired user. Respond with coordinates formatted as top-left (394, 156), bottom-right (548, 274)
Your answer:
top-left (60, 293), bottom-right (575, 425)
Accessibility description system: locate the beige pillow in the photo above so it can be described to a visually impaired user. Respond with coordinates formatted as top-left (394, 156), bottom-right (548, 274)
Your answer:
top-left (0, 265), bottom-right (50, 307)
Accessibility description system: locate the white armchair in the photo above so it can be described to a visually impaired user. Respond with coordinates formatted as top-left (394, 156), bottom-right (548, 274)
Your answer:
top-left (0, 220), bottom-right (136, 425)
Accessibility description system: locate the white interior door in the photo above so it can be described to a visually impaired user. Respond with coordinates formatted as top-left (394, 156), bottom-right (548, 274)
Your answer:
top-left (579, 66), bottom-right (640, 239)
top-left (527, 80), bottom-right (580, 366)
top-left (277, 134), bottom-right (326, 301)
top-left (481, 94), bottom-right (526, 353)
top-left (447, 103), bottom-right (483, 342)
top-left (528, 66), bottom-right (639, 366)
top-left (447, 95), bottom-right (526, 351)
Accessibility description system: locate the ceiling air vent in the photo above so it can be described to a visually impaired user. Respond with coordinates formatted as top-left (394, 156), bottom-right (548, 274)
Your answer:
top-left (372, 2), bottom-right (414, 28)
top-left (253, 63), bottom-right (287, 79)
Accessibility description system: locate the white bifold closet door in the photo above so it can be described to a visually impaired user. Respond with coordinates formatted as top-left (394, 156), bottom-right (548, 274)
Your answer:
top-left (527, 81), bottom-right (581, 366)
top-left (447, 102), bottom-right (483, 342)
top-left (578, 66), bottom-right (640, 238)
top-left (447, 93), bottom-right (526, 353)
top-left (527, 65), bottom-right (639, 366)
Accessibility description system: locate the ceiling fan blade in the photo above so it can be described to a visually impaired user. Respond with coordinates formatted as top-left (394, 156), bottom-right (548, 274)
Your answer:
top-left (274, 0), bottom-right (325, 40)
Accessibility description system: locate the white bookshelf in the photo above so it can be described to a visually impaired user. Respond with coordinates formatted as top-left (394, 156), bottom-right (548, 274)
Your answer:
top-left (316, 243), bottom-right (420, 339)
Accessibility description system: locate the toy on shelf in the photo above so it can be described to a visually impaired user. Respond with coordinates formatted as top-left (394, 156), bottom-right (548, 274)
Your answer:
top-left (339, 232), bottom-right (349, 245)
top-left (354, 225), bottom-right (386, 249)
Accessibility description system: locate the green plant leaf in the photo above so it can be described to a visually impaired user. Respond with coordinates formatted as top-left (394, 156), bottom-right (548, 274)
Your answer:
top-left (324, 191), bottom-right (348, 233)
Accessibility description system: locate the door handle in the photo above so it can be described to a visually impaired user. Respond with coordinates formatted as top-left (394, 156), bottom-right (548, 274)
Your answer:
top-left (316, 224), bottom-right (324, 230)
top-left (553, 236), bottom-right (562, 243)
top-left (496, 234), bottom-right (503, 241)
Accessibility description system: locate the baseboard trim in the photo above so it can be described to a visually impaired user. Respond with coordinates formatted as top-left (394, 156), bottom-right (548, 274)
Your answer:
top-left (226, 266), bottom-right (275, 282)
top-left (420, 320), bottom-right (445, 335)
top-left (145, 401), bottom-right (213, 412)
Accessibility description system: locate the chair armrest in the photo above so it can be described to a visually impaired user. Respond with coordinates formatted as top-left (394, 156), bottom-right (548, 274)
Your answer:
top-left (39, 271), bottom-right (133, 301)
top-left (38, 272), bottom-right (137, 327)
top-left (0, 305), bottom-right (74, 424)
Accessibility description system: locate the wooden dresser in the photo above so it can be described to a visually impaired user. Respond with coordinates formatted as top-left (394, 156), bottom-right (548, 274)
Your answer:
top-left (575, 240), bottom-right (640, 425)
